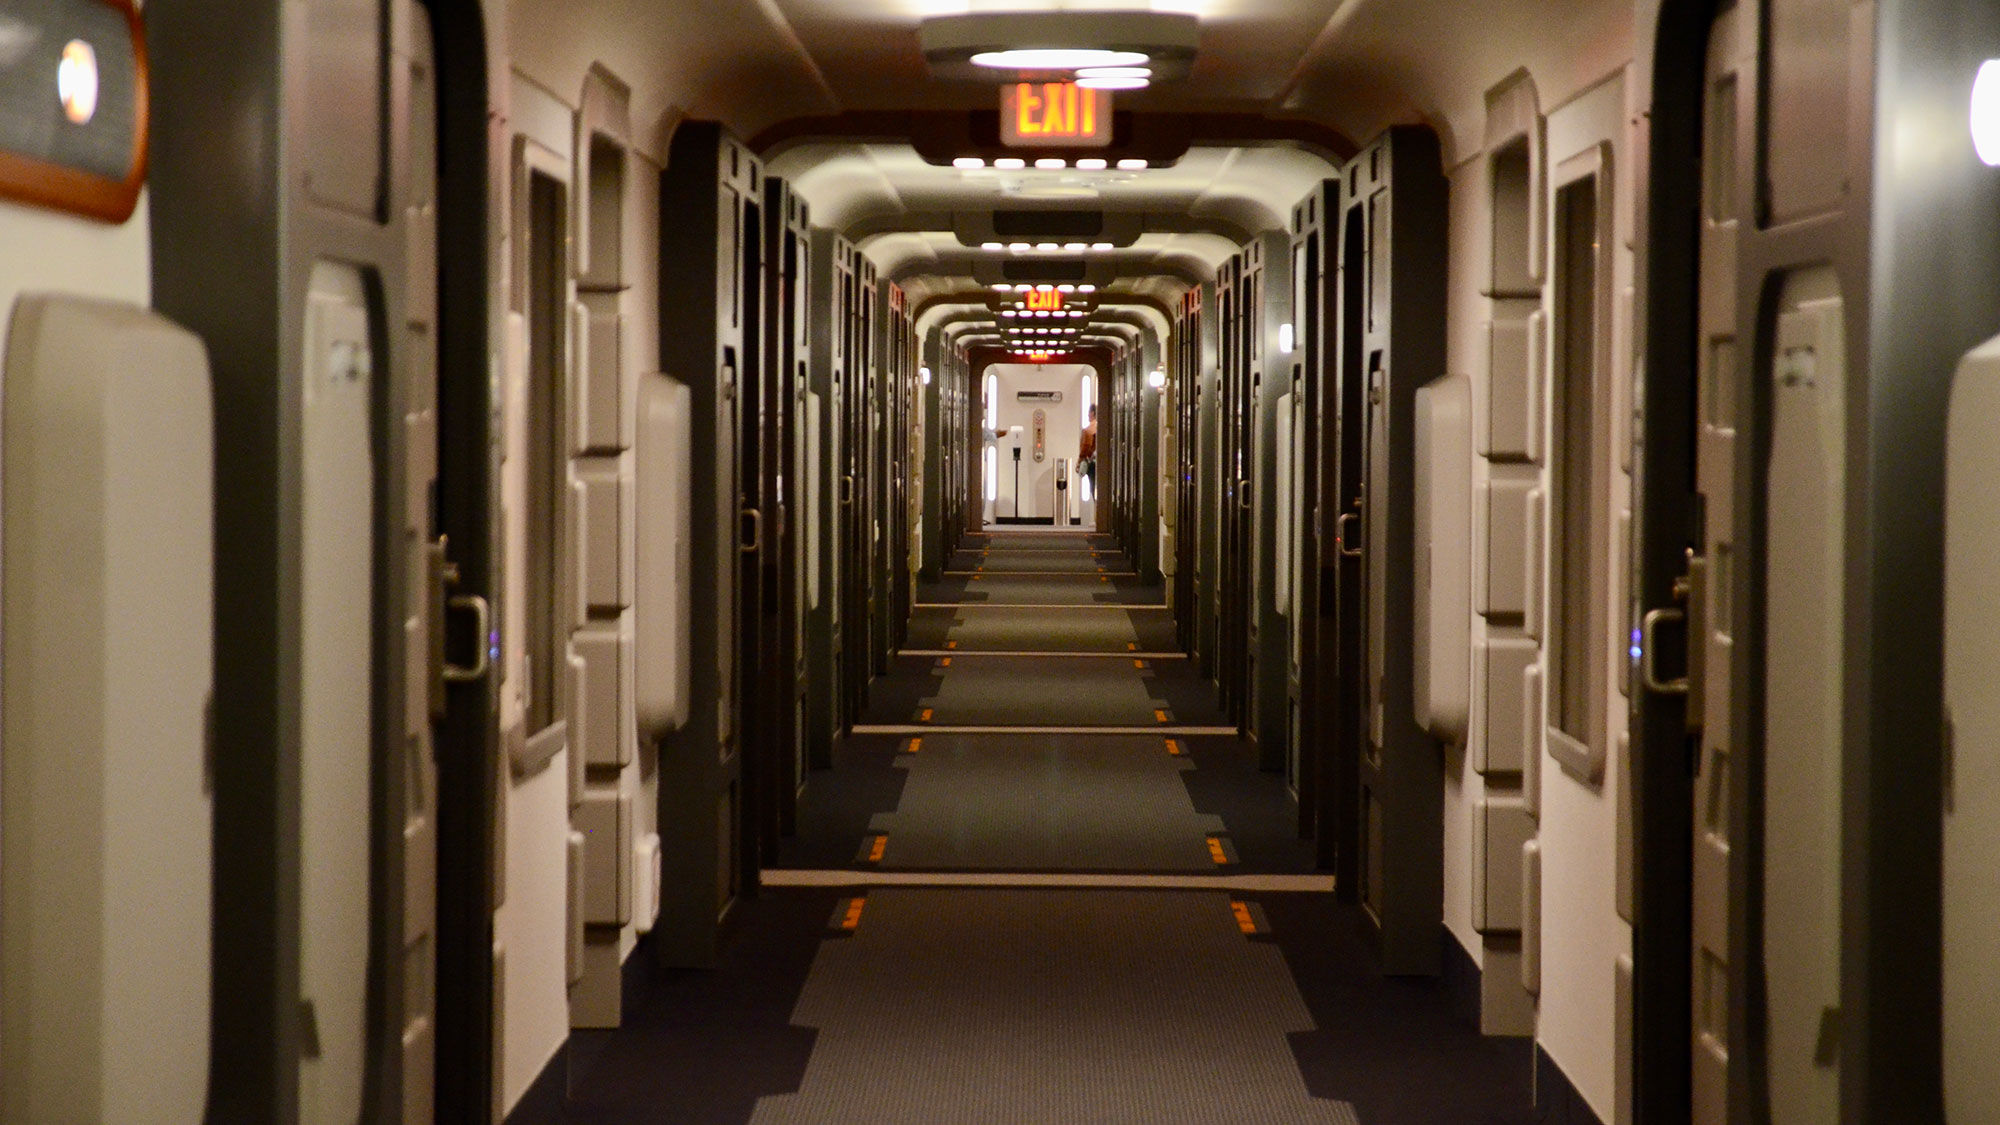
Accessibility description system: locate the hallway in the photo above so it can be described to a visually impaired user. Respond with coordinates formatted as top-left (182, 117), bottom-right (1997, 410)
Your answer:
top-left (510, 530), bottom-right (1535, 1124)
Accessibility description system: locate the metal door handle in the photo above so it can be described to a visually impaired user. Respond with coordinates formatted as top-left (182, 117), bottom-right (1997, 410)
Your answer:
top-left (1239, 479), bottom-right (1252, 510)
top-left (839, 474), bottom-right (854, 506)
top-left (741, 508), bottom-right (763, 555)
top-left (442, 594), bottom-right (492, 683)
top-left (1336, 511), bottom-right (1362, 558)
top-left (1640, 607), bottom-right (1689, 695)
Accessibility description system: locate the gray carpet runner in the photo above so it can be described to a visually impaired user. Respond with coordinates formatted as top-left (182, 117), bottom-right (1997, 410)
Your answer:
top-left (748, 889), bottom-right (1361, 1125)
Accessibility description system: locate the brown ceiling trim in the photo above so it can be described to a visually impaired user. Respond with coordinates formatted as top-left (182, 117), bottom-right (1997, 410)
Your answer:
top-left (751, 109), bottom-right (1354, 165)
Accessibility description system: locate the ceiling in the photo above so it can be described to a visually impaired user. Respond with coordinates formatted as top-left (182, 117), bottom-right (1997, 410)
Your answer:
top-left (510, 0), bottom-right (1636, 356)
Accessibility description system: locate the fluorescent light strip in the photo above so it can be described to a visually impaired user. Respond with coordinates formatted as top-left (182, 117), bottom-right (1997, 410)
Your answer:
top-left (969, 48), bottom-right (1148, 70)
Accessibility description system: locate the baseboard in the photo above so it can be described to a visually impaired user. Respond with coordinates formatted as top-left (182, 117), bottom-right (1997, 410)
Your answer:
top-left (505, 1037), bottom-right (569, 1123)
top-left (1535, 1044), bottom-right (1608, 1125)
top-left (995, 516), bottom-right (1055, 525)
top-left (1442, 930), bottom-right (1483, 1029)
top-left (504, 934), bottom-right (660, 1123)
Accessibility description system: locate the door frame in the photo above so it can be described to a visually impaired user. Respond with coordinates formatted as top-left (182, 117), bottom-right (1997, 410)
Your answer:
top-left (424, 0), bottom-right (499, 1119)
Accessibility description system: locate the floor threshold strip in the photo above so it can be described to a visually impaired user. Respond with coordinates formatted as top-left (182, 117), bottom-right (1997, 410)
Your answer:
top-left (762, 870), bottom-right (1336, 893)
top-left (850, 724), bottom-right (1239, 736)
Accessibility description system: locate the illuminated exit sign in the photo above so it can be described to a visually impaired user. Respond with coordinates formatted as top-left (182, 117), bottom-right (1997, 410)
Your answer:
top-left (1001, 83), bottom-right (1111, 148)
top-left (1025, 290), bottom-right (1065, 312)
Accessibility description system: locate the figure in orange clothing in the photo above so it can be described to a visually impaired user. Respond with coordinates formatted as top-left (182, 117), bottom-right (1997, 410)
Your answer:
top-left (1078, 405), bottom-right (1097, 487)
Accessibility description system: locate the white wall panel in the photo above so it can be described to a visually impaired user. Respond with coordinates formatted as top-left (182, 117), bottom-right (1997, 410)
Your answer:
top-left (1, 296), bottom-right (211, 1124)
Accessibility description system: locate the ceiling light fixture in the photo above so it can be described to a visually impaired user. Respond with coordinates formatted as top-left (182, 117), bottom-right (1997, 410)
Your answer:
top-left (995, 157), bottom-right (1027, 170)
top-left (1075, 158), bottom-right (1109, 171)
top-left (1035, 158), bottom-right (1067, 170)
top-left (1077, 76), bottom-right (1149, 91)
top-left (1078, 66), bottom-right (1151, 80)
top-left (1117, 158), bottom-right (1149, 171)
top-left (982, 242), bottom-right (1004, 251)
top-left (970, 47), bottom-right (1148, 71)
top-left (920, 12), bottom-right (1199, 83)
top-left (954, 156), bottom-right (987, 170)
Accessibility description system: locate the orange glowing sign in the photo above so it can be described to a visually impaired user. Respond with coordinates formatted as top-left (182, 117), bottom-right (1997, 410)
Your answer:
top-left (1025, 290), bottom-right (1066, 312)
top-left (1001, 83), bottom-right (1112, 148)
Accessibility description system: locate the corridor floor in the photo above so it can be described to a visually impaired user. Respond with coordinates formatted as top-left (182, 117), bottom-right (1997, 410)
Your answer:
top-left (510, 528), bottom-right (1536, 1125)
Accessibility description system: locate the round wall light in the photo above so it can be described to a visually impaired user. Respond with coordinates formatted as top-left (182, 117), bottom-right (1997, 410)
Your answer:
top-left (1974, 60), bottom-right (2000, 167)
top-left (57, 40), bottom-right (99, 126)
top-left (1148, 367), bottom-right (1168, 389)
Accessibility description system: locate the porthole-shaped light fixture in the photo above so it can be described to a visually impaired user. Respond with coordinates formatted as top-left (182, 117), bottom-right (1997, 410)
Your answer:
top-left (58, 39), bottom-right (100, 125)
top-left (1974, 60), bottom-right (2000, 167)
